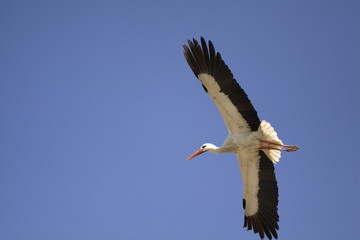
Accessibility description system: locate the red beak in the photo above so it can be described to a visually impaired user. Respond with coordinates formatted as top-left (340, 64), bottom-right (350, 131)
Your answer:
top-left (186, 149), bottom-right (204, 160)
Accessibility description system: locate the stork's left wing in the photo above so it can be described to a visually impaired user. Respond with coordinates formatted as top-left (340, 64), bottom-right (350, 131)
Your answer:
top-left (237, 150), bottom-right (279, 239)
top-left (183, 37), bottom-right (260, 133)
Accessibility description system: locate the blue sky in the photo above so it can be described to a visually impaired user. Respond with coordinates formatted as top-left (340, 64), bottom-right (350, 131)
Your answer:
top-left (1, 0), bottom-right (359, 239)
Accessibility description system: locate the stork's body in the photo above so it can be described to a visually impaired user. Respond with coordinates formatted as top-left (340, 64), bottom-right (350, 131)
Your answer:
top-left (183, 37), bottom-right (299, 240)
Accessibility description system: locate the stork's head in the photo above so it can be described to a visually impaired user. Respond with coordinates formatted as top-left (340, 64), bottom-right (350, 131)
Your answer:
top-left (186, 143), bottom-right (217, 160)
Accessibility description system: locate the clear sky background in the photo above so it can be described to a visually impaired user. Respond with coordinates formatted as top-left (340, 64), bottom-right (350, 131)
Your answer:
top-left (1, 0), bottom-right (359, 239)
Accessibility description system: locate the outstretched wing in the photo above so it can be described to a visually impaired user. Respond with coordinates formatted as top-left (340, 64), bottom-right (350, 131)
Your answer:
top-left (183, 37), bottom-right (260, 133)
top-left (237, 150), bottom-right (279, 239)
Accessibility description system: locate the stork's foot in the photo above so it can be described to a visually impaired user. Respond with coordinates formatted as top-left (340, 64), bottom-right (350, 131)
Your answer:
top-left (285, 145), bottom-right (300, 152)
top-left (259, 140), bottom-right (300, 152)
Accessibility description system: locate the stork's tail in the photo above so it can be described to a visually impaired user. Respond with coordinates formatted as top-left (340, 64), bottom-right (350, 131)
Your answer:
top-left (258, 120), bottom-right (283, 163)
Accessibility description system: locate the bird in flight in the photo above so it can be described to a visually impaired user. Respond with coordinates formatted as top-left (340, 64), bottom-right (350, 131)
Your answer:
top-left (183, 37), bottom-right (299, 240)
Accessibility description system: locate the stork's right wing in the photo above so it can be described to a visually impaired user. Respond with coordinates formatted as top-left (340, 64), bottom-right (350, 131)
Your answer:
top-left (183, 37), bottom-right (261, 134)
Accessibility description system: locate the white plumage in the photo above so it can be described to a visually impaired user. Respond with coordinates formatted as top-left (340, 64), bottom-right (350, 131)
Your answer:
top-left (183, 37), bottom-right (299, 240)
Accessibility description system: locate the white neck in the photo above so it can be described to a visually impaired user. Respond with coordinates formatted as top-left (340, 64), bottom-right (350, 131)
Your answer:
top-left (205, 143), bottom-right (225, 154)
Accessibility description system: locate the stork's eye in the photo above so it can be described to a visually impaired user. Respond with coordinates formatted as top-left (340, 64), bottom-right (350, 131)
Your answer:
top-left (202, 145), bottom-right (206, 149)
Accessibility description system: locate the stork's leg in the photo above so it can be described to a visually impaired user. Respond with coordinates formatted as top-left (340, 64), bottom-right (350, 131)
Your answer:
top-left (259, 147), bottom-right (295, 152)
top-left (259, 140), bottom-right (300, 152)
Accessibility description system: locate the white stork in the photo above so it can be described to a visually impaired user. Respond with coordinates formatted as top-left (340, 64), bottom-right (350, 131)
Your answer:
top-left (183, 37), bottom-right (299, 240)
